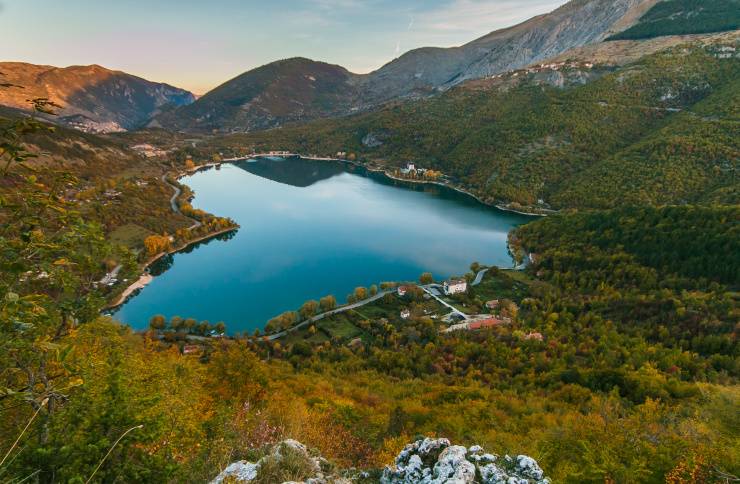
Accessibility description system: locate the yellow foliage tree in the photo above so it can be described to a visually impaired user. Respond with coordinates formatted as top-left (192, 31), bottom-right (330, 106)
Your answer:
top-left (144, 234), bottom-right (172, 257)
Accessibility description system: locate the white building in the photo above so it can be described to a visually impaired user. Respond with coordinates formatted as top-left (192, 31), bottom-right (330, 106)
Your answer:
top-left (443, 278), bottom-right (467, 295)
top-left (400, 163), bottom-right (417, 175)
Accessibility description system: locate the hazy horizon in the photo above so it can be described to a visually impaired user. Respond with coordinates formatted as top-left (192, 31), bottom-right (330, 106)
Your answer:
top-left (0, 0), bottom-right (567, 94)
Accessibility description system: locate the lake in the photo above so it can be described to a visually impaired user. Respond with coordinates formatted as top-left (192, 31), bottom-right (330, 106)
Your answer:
top-left (112, 157), bottom-right (533, 333)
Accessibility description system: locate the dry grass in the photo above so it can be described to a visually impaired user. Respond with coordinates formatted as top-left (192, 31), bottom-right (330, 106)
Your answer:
top-left (252, 443), bottom-right (317, 484)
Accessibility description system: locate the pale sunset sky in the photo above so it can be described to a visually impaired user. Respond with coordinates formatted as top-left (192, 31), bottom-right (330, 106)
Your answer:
top-left (0, 0), bottom-right (567, 94)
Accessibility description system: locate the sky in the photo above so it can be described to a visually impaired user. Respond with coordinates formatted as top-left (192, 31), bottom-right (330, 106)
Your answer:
top-left (0, 0), bottom-right (567, 94)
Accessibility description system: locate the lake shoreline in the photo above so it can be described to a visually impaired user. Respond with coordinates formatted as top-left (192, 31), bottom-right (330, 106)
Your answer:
top-left (113, 157), bottom-right (533, 332)
top-left (364, 167), bottom-right (550, 218)
top-left (106, 163), bottom-right (240, 311)
top-left (224, 154), bottom-right (552, 217)
top-left (106, 225), bottom-right (239, 311)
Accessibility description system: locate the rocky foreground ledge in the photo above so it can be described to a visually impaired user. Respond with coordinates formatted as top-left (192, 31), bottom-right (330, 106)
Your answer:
top-left (381, 437), bottom-right (549, 484)
top-left (211, 439), bottom-right (348, 484)
top-left (211, 437), bottom-right (549, 483)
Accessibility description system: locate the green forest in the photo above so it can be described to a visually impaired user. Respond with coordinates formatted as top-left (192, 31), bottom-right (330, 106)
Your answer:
top-left (608, 0), bottom-right (740, 40)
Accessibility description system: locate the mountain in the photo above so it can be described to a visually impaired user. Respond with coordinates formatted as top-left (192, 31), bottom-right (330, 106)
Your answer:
top-left (357, 0), bottom-right (658, 103)
top-left (153, 0), bottom-right (659, 133)
top-left (150, 57), bottom-right (360, 133)
top-left (0, 62), bottom-right (195, 132)
top-left (221, 32), bottom-right (740, 211)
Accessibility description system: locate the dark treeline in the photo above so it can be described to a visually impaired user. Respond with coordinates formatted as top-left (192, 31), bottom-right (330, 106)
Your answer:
top-left (514, 205), bottom-right (739, 285)
top-left (608, 0), bottom-right (740, 40)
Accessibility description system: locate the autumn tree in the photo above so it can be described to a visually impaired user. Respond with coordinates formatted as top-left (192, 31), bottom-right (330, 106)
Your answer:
top-left (319, 295), bottom-right (337, 312)
top-left (183, 318), bottom-right (197, 333)
top-left (266, 311), bottom-right (298, 333)
top-left (197, 320), bottom-right (212, 335)
top-left (353, 287), bottom-right (368, 301)
top-left (299, 300), bottom-right (319, 321)
top-left (143, 234), bottom-right (172, 257)
top-left (419, 272), bottom-right (434, 284)
top-left (170, 315), bottom-right (184, 331)
top-left (149, 314), bottom-right (166, 331)
top-left (406, 285), bottom-right (425, 301)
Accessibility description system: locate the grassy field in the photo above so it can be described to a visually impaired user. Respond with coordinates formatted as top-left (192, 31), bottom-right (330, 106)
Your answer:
top-left (108, 223), bottom-right (155, 250)
top-left (473, 269), bottom-right (532, 302)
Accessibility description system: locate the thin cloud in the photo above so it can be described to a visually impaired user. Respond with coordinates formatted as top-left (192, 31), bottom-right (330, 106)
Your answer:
top-left (307, 0), bottom-right (381, 13)
top-left (412, 0), bottom-right (565, 41)
top-left (293, 0), bottom-right (378, 29)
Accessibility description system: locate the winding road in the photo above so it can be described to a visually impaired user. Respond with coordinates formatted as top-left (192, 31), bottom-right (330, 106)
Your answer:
top-left (161, 174), bottom-right (201, 230)
top-left (419, 268), bottom-right (489, 321)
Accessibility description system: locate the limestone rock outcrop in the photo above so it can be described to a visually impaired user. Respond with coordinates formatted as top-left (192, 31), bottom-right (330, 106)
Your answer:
top-left (212, 437), bottom-right (549, 483)
top-left (381, 438), bottom-right (550, 484)
top-left (210, 439), bottom-right (349, 484)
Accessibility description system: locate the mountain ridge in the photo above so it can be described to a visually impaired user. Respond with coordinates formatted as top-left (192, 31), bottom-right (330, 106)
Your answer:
top-left (152, 0), bottom-right (660, 133)
top-left (358, 0), bottom-right (659, 102)
top-left (0, 61), bottom-right (195, 132)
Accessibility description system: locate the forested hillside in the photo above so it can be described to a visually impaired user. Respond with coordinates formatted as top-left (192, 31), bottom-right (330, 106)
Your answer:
top-left (513, 205), bottom-right (739, 285)
top-left (151, 58), bottom-right (360, 133)
top-left (0, 107), bottom-right (194, 243)
top-left (608, 0), bottom-right (740, 40)
top-left (3, 194), bottom-right (736, 481)
top-left (227, 38), bottom-right (739, 211)
top-left (2, 110), bottom-right (738, 481)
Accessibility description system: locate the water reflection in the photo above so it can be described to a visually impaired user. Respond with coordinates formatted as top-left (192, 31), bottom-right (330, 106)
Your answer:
top-left (235, 157), bottom-right (344, 187)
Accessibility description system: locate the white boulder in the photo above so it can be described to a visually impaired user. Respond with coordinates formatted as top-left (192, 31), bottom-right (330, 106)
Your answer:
top-left (211, 461), bottom-right (259, 483)
top-left (381, 438), bottom-right (550, 484)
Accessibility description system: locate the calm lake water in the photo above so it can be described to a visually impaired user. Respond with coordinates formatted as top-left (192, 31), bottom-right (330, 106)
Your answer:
top-left (113, 158), bottom-right (533, 333)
